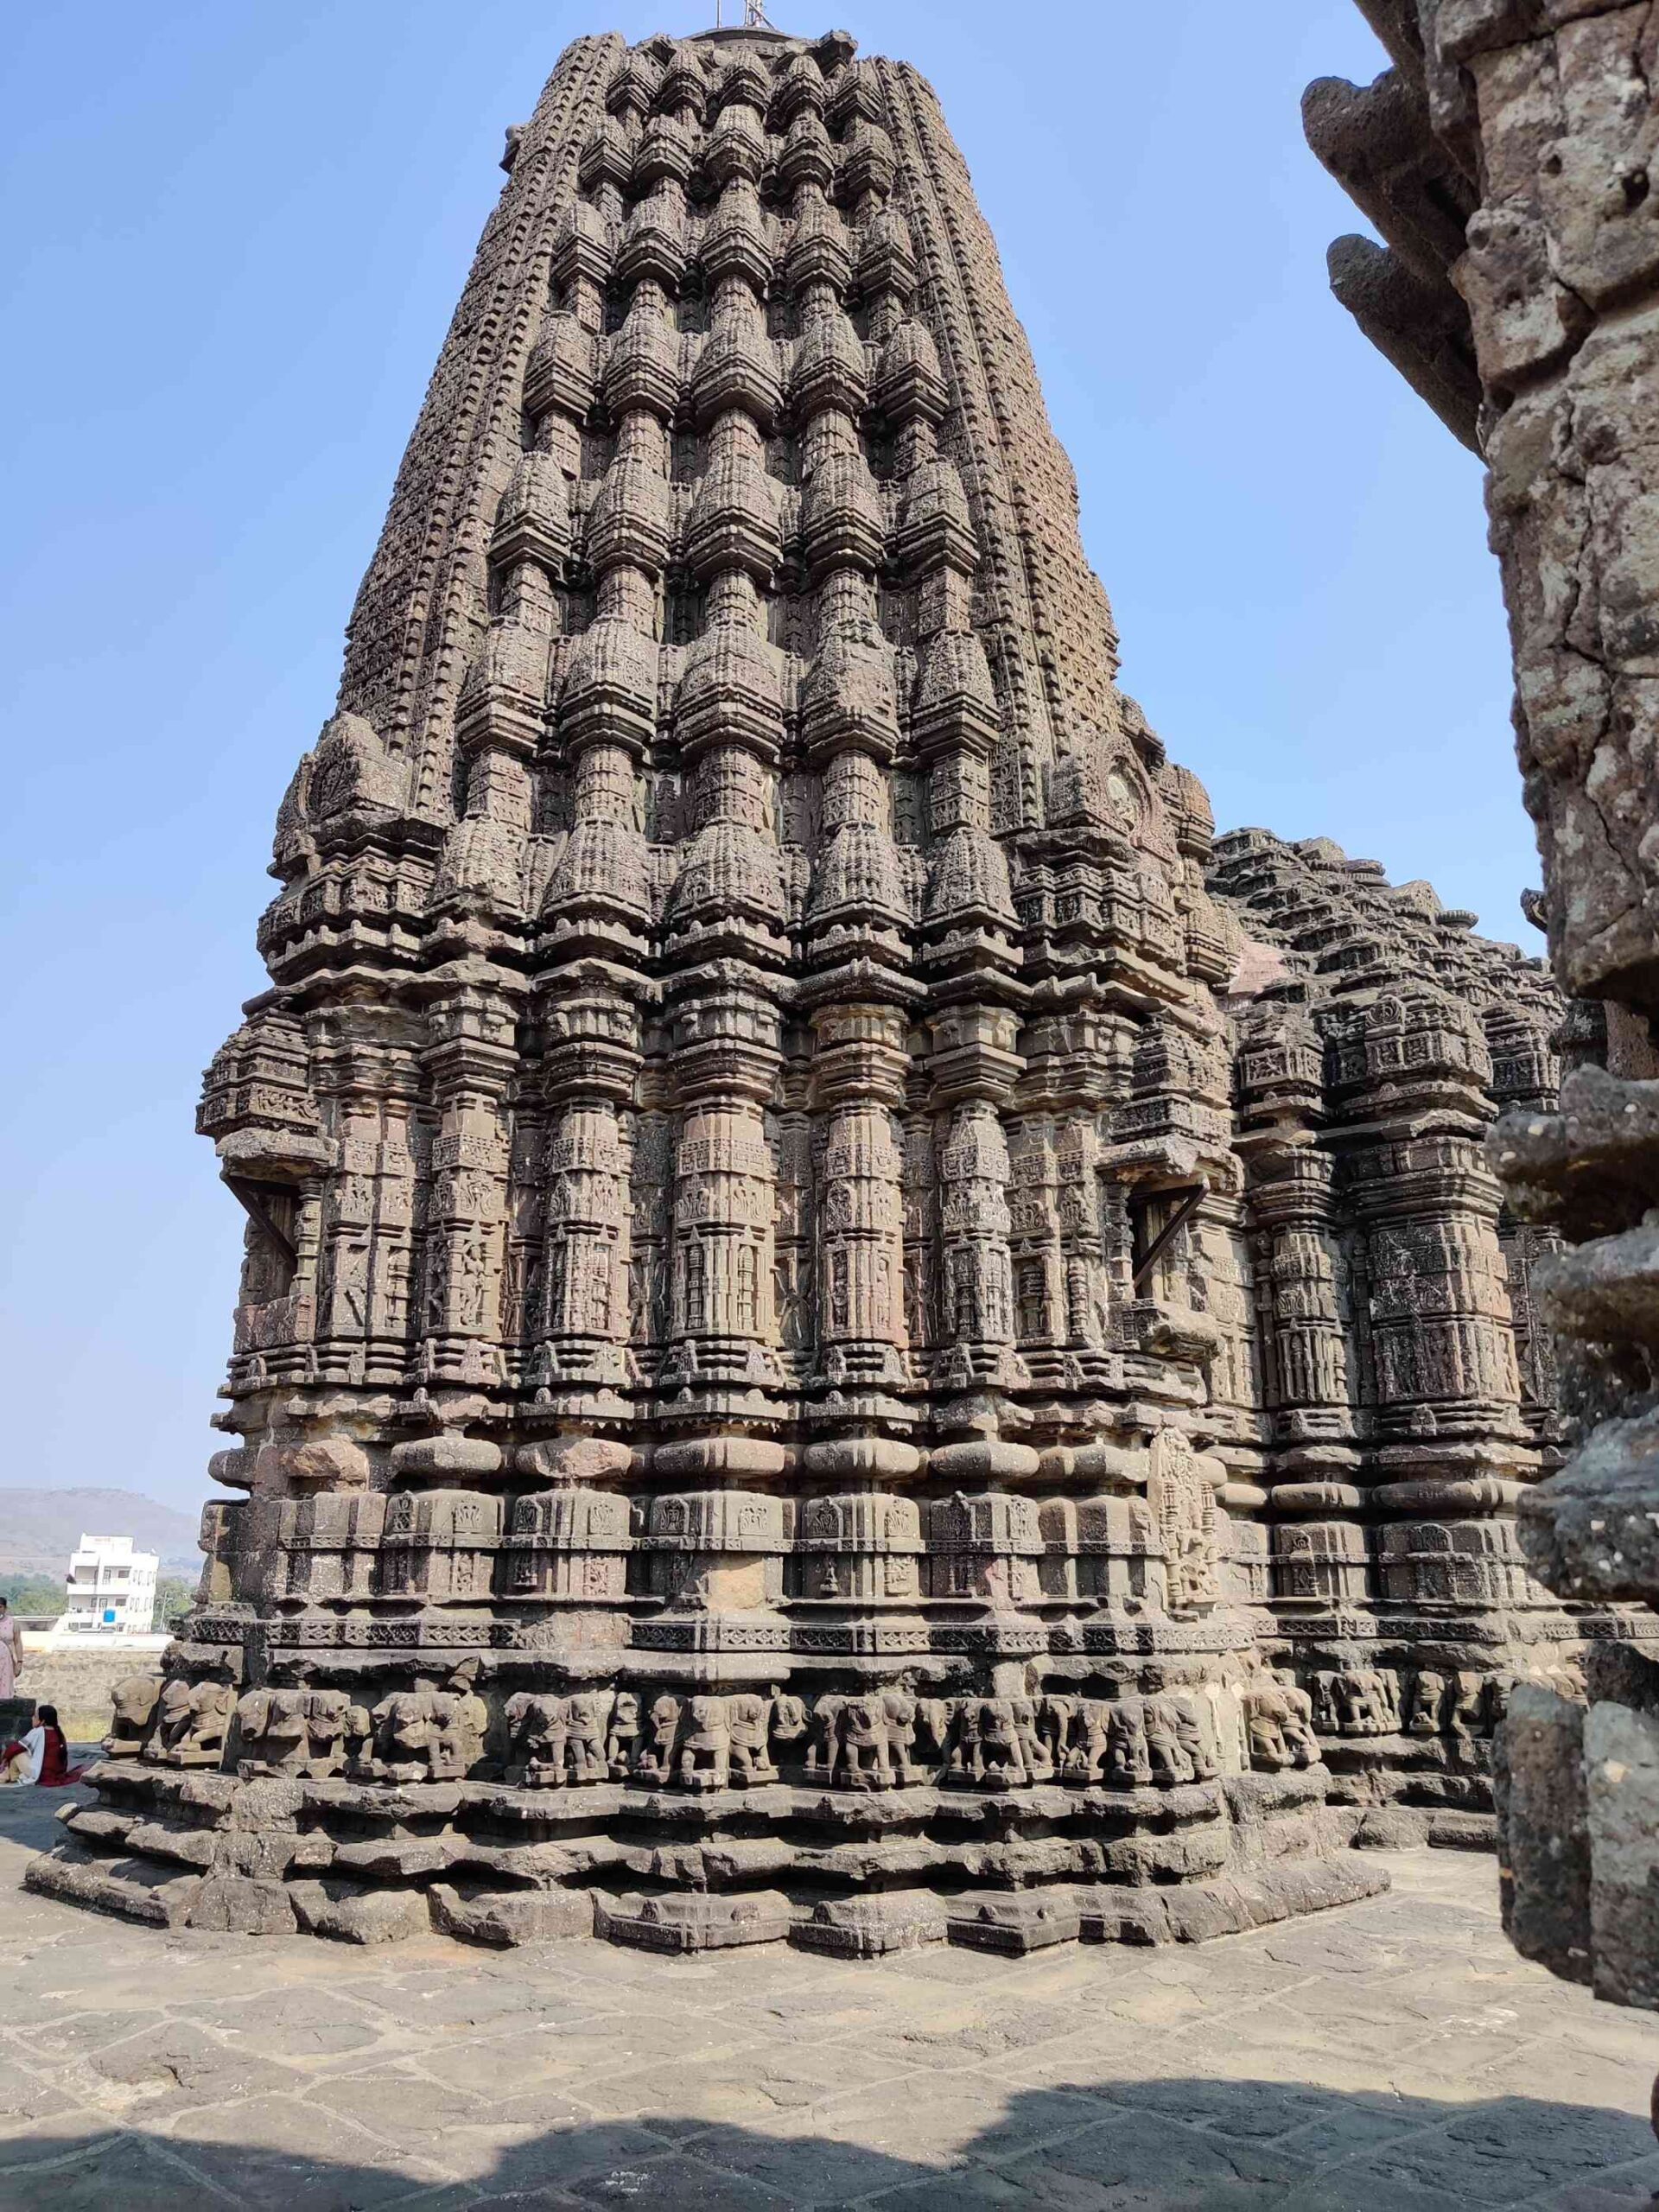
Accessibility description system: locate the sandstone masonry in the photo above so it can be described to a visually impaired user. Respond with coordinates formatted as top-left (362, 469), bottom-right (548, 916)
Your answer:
top-left (28, 22), bottom-right (1630, 1952)
top-left (1307, 0), bottom-right (1659, 2034)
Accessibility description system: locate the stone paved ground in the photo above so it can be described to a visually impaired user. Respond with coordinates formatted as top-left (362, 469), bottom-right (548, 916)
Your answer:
top-left (3, 1777), bottom-right (1656, 2211)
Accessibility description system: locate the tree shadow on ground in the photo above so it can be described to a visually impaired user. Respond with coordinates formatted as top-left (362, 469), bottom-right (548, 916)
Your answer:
top-left (2, 2075), bottom-right (1654, 2212)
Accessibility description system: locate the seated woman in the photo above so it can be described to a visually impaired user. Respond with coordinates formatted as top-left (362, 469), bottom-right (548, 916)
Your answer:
top-left (1, 1705), bottom-right (83, 1787)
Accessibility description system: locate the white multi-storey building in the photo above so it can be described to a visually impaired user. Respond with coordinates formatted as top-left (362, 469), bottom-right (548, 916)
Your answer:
top-left (62, 1535), bottom-right (158, 1635)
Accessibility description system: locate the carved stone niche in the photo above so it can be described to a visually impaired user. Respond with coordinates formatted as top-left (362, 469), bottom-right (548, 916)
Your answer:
top-left (375, 1489), bottom-right (504, 1602)
top-left (501, 1486), bottom-right (631, 1602)
top-left (1376, 1515), bottom-right (1541, 1609)
top-left (1039, 1493), bottom-right (1166, 1611)
top-left (791, 1490), bottom-right (924, 1603)
top-left (275, 1491), bottom-right (387, 1603)
top-left (925, 1491), bottom-right (1041, 1603)
top-left (643, 1488), bottom-right (788, 1608)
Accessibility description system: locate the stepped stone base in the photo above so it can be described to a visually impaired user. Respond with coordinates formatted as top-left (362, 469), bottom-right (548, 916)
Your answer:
top-left (27, 1758), bottom-right (1387, 1954)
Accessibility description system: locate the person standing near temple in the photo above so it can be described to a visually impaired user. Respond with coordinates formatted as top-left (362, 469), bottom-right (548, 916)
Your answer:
top-left (0, 1599), bottom-right (22, 1702)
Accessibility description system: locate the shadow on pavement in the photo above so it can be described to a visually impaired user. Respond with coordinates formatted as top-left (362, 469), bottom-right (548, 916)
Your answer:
top-left (1, 2074), bottom-right (1653, 2210)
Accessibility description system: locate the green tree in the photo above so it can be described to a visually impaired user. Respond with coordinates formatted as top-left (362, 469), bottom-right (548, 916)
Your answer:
top-left (155, 1577), bottom-right (195, 1628)
top-left (0, 1575), bottom-right (65, 1617)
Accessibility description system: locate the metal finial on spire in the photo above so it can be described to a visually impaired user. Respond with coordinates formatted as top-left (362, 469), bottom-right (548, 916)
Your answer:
top-left (714, 1), bottom-right (776, 23)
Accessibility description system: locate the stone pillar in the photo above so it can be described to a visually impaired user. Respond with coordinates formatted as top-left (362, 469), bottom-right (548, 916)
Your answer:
top-left (1236, 1002), bottom-right (1367, 1611)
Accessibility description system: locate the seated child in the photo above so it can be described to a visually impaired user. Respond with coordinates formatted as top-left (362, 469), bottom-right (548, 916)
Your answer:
top-left (1, 1704), bottom-right (83, 1787)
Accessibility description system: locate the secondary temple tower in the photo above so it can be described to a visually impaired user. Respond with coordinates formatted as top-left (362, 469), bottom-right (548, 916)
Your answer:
top-left (32, 22), bottom-right (1616, 1952)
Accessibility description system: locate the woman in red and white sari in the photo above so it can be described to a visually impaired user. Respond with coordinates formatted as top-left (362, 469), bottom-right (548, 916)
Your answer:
top-left (1, 1705), bottom-right (81, 1787)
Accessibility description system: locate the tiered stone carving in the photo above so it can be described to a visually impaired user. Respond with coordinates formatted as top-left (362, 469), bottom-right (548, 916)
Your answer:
top-left (34, 19), bottom-right (1599, 1952)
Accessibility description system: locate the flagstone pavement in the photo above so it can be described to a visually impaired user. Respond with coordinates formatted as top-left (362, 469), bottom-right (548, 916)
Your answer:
top-left (1, 1776), bottom-right (1656, 2211)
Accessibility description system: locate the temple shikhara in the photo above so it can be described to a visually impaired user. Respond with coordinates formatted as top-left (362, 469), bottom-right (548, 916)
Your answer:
top-left (33, 21), bottom-right (1633, 1954)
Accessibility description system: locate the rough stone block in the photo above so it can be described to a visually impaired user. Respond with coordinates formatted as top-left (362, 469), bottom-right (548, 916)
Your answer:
top-left (594, 1889), bottom-right (795, 1953)
top-left (1496, 1682), bottom-right (1592, 1985)
top-left (332, 1837), bottom-right (451, 1879)
top-left (125, 1819), bottom-right (220, 1872)
top-left (1078, 1889), bottom-right (1174, 1945)
top-left (187, 1873), bottom-right (299, 1934)
top-left (289, 1879), bottom-right (429, 1945)
top-left (429, 1882), bottom-right (592, 1945)
top-left (24, 1847), bottom-right (201, 1928)
top-left (789, 1893), bottom-right (948, 1957)
top-left (1586, 1698), bottom-right (1659, 2008)
top-left (946, 1891), bottom-right (1082, 1954)
top-left (1352, 1807), bottom-right (1430, 1850)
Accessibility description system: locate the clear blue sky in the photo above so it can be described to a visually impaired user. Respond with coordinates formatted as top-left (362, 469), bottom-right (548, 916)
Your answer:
top-left (0, 3), bottom-right (1525, 1516)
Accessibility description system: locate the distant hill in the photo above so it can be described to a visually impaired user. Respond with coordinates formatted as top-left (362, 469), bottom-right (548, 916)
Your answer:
top-left (0, 1487), bottom-right (201, 1575)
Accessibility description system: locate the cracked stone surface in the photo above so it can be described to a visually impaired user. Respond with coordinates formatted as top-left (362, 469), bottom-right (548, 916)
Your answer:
top-left (3, 1781), bottom-right (1656, 2209)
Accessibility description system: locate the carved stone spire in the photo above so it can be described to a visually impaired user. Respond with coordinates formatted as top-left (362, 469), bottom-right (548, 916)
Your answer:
top-left (41, 21), bottom-right (1576, 1956)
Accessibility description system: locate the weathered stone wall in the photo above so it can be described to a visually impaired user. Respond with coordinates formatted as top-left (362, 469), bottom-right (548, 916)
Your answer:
top-left (1309, 0), bottom-right (1659, 2023)
top-left (15, 1646), bottom-right (165, 1738)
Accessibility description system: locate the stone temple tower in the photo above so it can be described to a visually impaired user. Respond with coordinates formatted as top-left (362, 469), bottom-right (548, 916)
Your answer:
top-left (35, 22), bottom-right (1616, 1952)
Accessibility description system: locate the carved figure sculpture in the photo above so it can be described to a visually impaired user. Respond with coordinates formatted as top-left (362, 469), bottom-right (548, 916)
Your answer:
top-left (567, 1689), bottom-right (612, 1782)
top-left (1404, 1671), bottom-right (1447, 1738)
top-left (1067, 1700), bottom-right (1111, 1784)
top-left (726, 1692), bottom-right (776, 1786)
top-left (880, 1690), bottom-right (918, 1783)
top-left (677, 1695), bottom-right (730, 1792)
top-left (769, 1688), bottom-right (808, 1761)
top-left (357, 1668), bottom-right (489, 1783)
top-left (236, 1687), bottom-right (355, 1778)
top-left (606, 1689), bottom-right (641, 1779)
top-left (1332, 1668), bottom-right (1399, 1736)
top-left (103, 1674), bottom-right (162, 1758)
top-left (1039, 1695), bottom-right (1077, 1775)
top-left (1142, 1694), bottom-right (1199, 1785)
top-left (972, 1699), bottom-right (1030, 1790)
top-left (837, 1694), bottom-right (893, 1789)
top-left (1106, 1698), bottom-right (1154, 1786)
top-left (804, 1693), bottom-right (844, 1782)
top-left (149, 1679), bottom-right (236, 1767)
top-left (912, 1697), bottom-right (953, 1776)
top-left (1448, 1672), bottom-right (1490, 1755)
top-left (633, 1694), bottom-right (680, 1786)
top-left (1244, 1673), bottom-right (1319, 1773)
